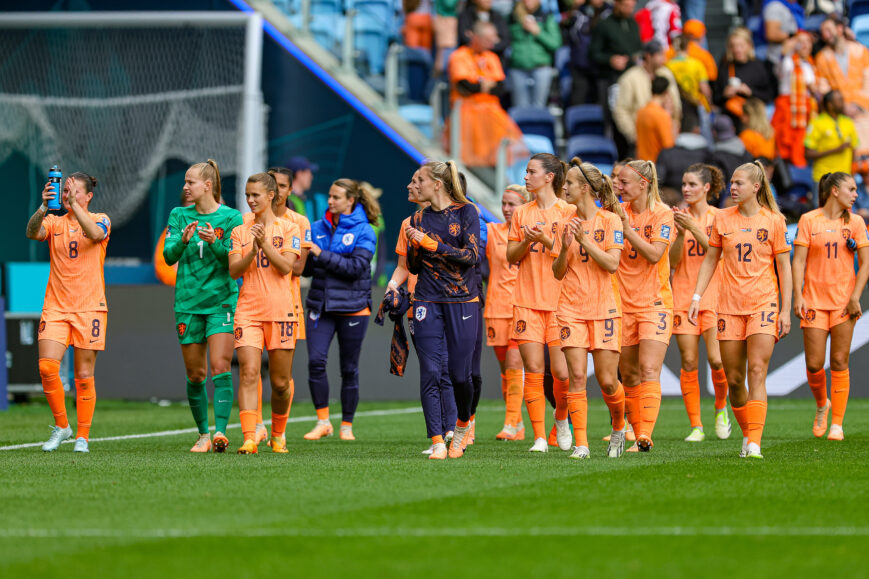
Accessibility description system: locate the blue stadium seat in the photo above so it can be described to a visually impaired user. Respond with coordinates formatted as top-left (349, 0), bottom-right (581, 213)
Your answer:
top-left (351, 0), bottom-right (399, 35)
top-left (853, 14), bottom-right (869, 48)
top-left (310, 14), bottom-right (345, 55)
top-left (785, 163), bottom-right (816, 202)
top-left (399, 47), bottom-right (432, 103)
top-left (851, 0), bottom-right (869, 19)
top-left (747, 15), bottom-right (764, 47)
top-left (565, 104), bottom-right (605, 136)
top-left (567, 135), bottom-right (618, 165)
top-left (523, 134), bottom-right (555, 155)
top-left (312, 0), bottom-right (344, 14)
top-left (509, 106), bottom-right (557, 150)
top-left (399, 104), bottom-right (433, 139)
top-left (355, 12), bottom-right (390, 75)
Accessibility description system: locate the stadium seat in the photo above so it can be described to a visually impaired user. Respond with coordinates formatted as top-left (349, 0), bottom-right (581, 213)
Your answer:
top-left (565, 104), bottom-right (605, 137)
top-left (310, 14), bottom-right (345, 55)
top-left (785, 163), bottom-right (816, 206)
top-left (399, 104), bottom-right (433, 139)
top-left (554, 45), bottom-right (572, 105)
top-left (312, 0), bottom-right (344, 14)
top-left (523, 133), bottom-right (555, 155)
top-left (509, 106), bottom-right (557, 150)
top-left (567, 135), bottom-right (618, 165)
top-left (853, 15), bottom-right (869, 48)
top-left (351, 0), bottom-right (399, 36)
top-left (747, 15), bottom-right (764, 46)
top-left (851, 0), bottom-right (869, 19)
top-left (399, 47), bottom-right (432, 103)
top-left (354, 11), bottom-right (390, 75)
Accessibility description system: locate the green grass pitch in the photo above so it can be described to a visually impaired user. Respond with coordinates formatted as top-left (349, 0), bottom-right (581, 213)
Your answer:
top-left (1, 398), bottom-right (868, 577)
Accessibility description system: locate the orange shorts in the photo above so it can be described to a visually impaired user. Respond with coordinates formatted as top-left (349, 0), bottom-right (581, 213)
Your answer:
top-left (234, 319), bottom-right (297, 351)
top-left (556, 316), bottom-right (621, 352)
top-left (716, 311), bottom-right (778, 341)
top-left (512, 306), bottom-right (560, 346)
top-left (673, 310), bottom-right (717, 335)
top-left (295, 305), bottom-right (306, 341)
top-left (486, 318), bottom-right (519, 347)
top-left (39, 310), bottom-right (107, 351)
top-left (622, 310), bottom-right (672, 347)
top-left (800, 308), bottom-right (852, 331)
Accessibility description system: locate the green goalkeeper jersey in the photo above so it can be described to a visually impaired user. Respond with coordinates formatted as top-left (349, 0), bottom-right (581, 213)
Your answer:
top-left (163, 204), bottom-right (244, 315)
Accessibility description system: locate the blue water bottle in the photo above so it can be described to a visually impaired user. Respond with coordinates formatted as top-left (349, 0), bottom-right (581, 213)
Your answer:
top-left (47, 165), bottom-right (62, 210)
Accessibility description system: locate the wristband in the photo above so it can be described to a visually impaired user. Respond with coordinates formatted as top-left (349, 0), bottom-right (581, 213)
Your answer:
top-left (387, 280), bottom-right (399, 291)
top-left (691, 294), bottom-right (702, 302)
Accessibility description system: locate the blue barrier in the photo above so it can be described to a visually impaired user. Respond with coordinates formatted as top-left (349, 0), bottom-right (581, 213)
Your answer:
top-left (0, 297), bottom-right (7, 410)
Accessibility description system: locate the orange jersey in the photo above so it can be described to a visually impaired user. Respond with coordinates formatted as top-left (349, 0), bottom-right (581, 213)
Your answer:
top-left (40, 212), bottom-right (111, 313)
top-left (794, 209), bottom-right (869, 310)
top-left (395, 215), bottom-right (419, 294)
top-left (709, 206), bottom-right (790, 315)
top-left (508, 199), bottom-right (576, 311)
top-left (671, 207), bottom-right (721, 311)
top-left (552, 209), bottom-right (624, 320)
top-left (275, 210), bottom-right (311, 323)
top-left (617, 202), bottom-right (675, 312)
top-left (230, 217), bottom-right (301, 322)
top-left (484, 222), bottom-right (518, 319)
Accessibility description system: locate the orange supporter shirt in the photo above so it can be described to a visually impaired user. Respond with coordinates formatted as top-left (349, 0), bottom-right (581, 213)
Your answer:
top-left (395, 215), bottom-right (418, 294)
top-left (448, 45), bottom-right (505, 105)
top-left (635, 101), bottom-right (674, 163)
top-left (740, 129), bottom-right (776, 160)
top-left (617, 202), bottom-right (675, 312)
top-left (794, 209), bottom-right (869, 310)
top-left (671, 207), bottom-right (721, 312)
top-left (709, 206), bottom-right (790, 315)
top-left (508, 199), bottom-right (577, 312)
top-left (552, 210), bottom-right (624, 320)
top-left (484, 222), bottom-right (518, 319)
top-left (230, 217), bottom-right (301, 322)
top-left (40, 212), bottom-right (111, 313)
top-left (275, 210), bottom-right (312, 322)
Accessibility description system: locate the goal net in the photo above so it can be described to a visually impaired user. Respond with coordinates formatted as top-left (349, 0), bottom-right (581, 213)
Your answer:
top-left (0, 12), bottom-right (264, 227)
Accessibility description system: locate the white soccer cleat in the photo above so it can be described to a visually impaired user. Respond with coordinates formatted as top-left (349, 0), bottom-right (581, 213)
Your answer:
top-left (73, 437), bottom-right (89, 453)
top-left (529, 437), bottom-right (548, 452)
top-left (828, 424), bottom-right (844, 440)
top-left (746, 442), bottom-right (763, 459)
top-left (684, 427), bottom-right (705, 442)
top-left (421, 444), bottom-right (434, 455)
top-left (555, 418), bottom-right (572, 451)
top-left (42, 425), bottom-right (73, 452)
top-left (569, 445), bottom-right (590, 459)
top-left (739, 436), bottom-right (749, 458)
top-left (607, 429), bottom-right (626, 458)
top-left (715, 409), bottom-right (732, 440)
top-left (444, 430), bottom-right (454, 446)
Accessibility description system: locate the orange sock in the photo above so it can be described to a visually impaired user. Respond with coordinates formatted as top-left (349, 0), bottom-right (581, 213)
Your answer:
top-left (287, 379), bottom-right (295, 417)
top-left (731, 403), bottom-right (748, 437)
top-left (710, 368), bottom-right (728, 411)
top-left (639, 381), bottom-right (662, 437)
top-left (680, 369), bottom-right (702, 428)
top-left (830, 369), bottom-right (849, 426)
top-left (456, 419), bottom-right (470, 428)
top-left (601, 382), bottom-right (626, 431)
top-left (624, 385), bottom-right (641, 435)
top-left (505, 368), bottom-right (524, 425)
top-left (566, 390), bottom-right (588, 447)
top-left (524, 372), bottom-right (546, 439)
top-left (256, 376), bottom-right (264, 424)
top-left (271, 411), bottom-right (289, 437)
top-left (74, 377), bottom-right (96, 440)
top-left (39, 358), bottom-right (68, 429)
top-left (316, 407), bottom-right (329, 421)
top-left (553, 378), bottom-right (569, 421)
top-left (239, 410), bottom-right (257, 442)
top-left (432, 435), bottom-right (444, 445)
top-left (500, 373), bottom-right (508, 402)
top-left (807, 369), bottom-right (827, 409)
top-left (746, 400), bottom-right (767, 447)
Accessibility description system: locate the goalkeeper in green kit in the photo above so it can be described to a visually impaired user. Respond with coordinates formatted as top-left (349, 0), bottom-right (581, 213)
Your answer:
top-left (163, 160), bottom-right (244, 453)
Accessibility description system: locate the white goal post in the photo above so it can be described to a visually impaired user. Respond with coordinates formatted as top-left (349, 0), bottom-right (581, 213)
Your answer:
top-left (0, 11), bottom-right (265, 222)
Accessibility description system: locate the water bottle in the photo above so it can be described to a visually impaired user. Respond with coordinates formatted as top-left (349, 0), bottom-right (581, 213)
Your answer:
top-left (47, 165), bottom-right (62, 210)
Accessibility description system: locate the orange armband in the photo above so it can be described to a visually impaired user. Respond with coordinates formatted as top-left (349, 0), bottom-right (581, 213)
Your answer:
top-left (420, 235), bottom-right (439, 252)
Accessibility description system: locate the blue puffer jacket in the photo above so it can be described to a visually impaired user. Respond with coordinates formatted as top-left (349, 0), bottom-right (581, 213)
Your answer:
top-left (304, 203), bottom-right (376, 315)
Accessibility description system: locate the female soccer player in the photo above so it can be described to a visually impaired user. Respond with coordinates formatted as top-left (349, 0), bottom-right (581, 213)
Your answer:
top-left (229, 173), bottom-right (301, 454)
top-left (506, 153), bottom-right (575, 453)
top-left (163, 160), bottom-right (243, 453)
top-left (406, 160), bottom-right (480, 459)
top-left (26, 173), bottom-right (110, 453)
top-left (303, 179), bottom-right (379, 441)
top-left (792, 172), bottom-right (869, 440)
top-left (487, 184), bottom-right (530, 441)
top-left (690, 161), bottom-right (792, 459)
top-left (552, 160), bottom-right (626, 459)
top-left (669, 164), bottom-right (732, 442)
top-left (613, 160), bottom-right (675, 452)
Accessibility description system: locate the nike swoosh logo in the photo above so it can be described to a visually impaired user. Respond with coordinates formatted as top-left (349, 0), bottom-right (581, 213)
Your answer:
top-left (463, 315), bottom-right (473, 320)
top-left (222, 322), bottom-right (232, 326)
top-left (602, 339), bottom-right (612, 343)
top-left (53, 232), bottom-right (63, 236)
top-left (89, 339), bottom-right (99, 343)
top-left (281, 338), bottom-right (291, 342)
top-left (348, 321), bottom-right (360, 327)
top-left (217, 400), bottom-right (230, 404)
top-left (316, 235), bottom-right (327, 239)
top-left (760, 323), bottom-right (771, 327)
top-left (656, 331), bottom-right (666, 335)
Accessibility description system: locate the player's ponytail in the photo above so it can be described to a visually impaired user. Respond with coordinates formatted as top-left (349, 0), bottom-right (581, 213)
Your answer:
top-left (333, 178), bottom-right (383, 225)
top-left (190, 159), bottom-right (222, 203)
top-left (738, 161), bottom-right (783, 218)
top-left (818, 171), bottom-right (853, 223)
top-left (625, 160), bottom-right (662, 209)
top-left (684, 163), bottom-right (724, 202)
top-left (69, 171), bottom-right (97, 194)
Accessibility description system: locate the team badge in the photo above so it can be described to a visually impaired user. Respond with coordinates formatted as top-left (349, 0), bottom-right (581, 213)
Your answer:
top-left (234, 327), bottom-right (243, 340)
top-left (706, 226), bottom-right (712, 238)
top-left (449, 222), bottom-right (461, 236)
top-left (515, 320), bottom-right (527, 334)
top-left (342, 233), bottom-right (355, 246)
top-left (843, 228), bottom-right (852, 240)
top-left (272, 236), bottom-right (284, 249)
top-left (292, 236), bottom-right (301, 250)
top-left (660, 224), bottom-right (671, 240)
top-left (39, 321), bottom-right (46, 333)
top-left (805, 309), bottom-right (817, 322)
top-left (214, 227), bottom-right (225, 240)
top-left (551, 222), bottom-right (558, 235)
top-left (757, 228), bottom-right (769, 243)
top-left (644, 225), bottom-right (653, 239)
top-left (487, 327), bottom-right (495, 339)
top-left (177, 323), bottom-right (187, 337)
top-left (717, 318), bottom-right (726, 333)
top-left (560, 327), bottom-right (570, 340)
top-left (673, 314), bottom-right (682, 328)
top-left (415, 306), bottom-right (427, 321)
top-left (614, 230), bottom-right (624, 244)
top-left (593, 229), bottom-right (605, 242)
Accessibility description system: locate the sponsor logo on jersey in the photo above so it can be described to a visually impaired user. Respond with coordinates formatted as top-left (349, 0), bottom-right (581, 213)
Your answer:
top-left (757, 228), bottom-right (769, 243)
top-left (614, 230), bottom-right (624, 244)
top-left (177, 323), bottom-right (187, 337)
top-left (644, 225), bottom-right (653, 239)
top-left (449, 222), bottom-right (461, 236)
top-left (660, 225), bottom-right (671, 240)
top-left (717, 318), bottom-right (726, 333)
top-left (342, 233), bottom-right (355, 246)
top-left (234, 327), bottom-right (243, 340)
top-left (515, 320), bottom-right (527, 334)
top-left (292, 236), bottom-right (301, 250)
top-left (560, 327), bottom-right (570, 340)
top-left (805, 309), bottom-right (817, 322)
top-left (594, 229), bottom-right (605, 243)
top-left (415, 306), bottom-right (427, 321)
top-left (487, 327), bottom-right (495, 339)
top-left (673, 314), bottom-right (682, 328)
top-left (272, 236), bottom-right (283, 249)
top-left (214, 227), bottom-right (225, 240)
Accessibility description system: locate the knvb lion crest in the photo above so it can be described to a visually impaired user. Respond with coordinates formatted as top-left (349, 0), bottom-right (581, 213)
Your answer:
top-left (272, 236), bottom-right (284, 249)
top-left (487, 327), bottom-right (495, 339)
top-left (717, 318), bottom-right (726, 333)
top-left (673, 314), bottom-right (682, 328)
top-left (214, 227), bottom-right (225, 240)
top-left (644, 225), bottom-right (653, 239)
top-left (234, 327), bottom-right (243, 340)
top-left (515, 320), bottom-right (527, 334)
top-left (449, 222), bottom-right (461, 236)
top-left (415, 306), bottom-right (427, 321)
top-left (593, 229), bottom-right (605, 243)
top-left (560, 327), bottom-right (571, 340)
top-left (757, 228), bottom-right (769, 243)
top-left (177, 323), bottom-right (187, 337)
top-left (805, 309), bottom-right (817, 322)
top-left (843, 228), bottom-right (852, 240)
top-left (39, 320), bottom-right (46, 333)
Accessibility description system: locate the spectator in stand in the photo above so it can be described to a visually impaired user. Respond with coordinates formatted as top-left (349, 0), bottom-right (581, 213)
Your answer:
top-left (636, 76), bottom-right (676, 162)
top-left (709, 115), bottom-right (753, 191)
top-left (762, 0), bottom-right (804, 64)
top-left (611, 157), bottom-right (633, 180)
top-left (740, 97), bottom-right (777, 159)
top-left (507, 0), bottom-right (562, 108)
top-left (458, 0), bottom-right (510, 62)
top-left (563, 0), bottom-right (611, 106)
top-left (771, 30), bottom-right (817, 167)
top-left (612, 39), bottom-right (682, 158)
top-left (666, 34), bottom-right (712, 135)
top-left (590, 0), bottom-right (642, 102)
top-left (448, 21), bottom-right (526, 166)
top-left (805, 90), bottom-right (859, 185)
top-left (667, 19), bottom-right (717, 82)
top-left (635, 0), bottom-right (682, 47)
top-left (434, 0), bottom-right (460, 74)
top-left (657, 113), bottom-right (710, 194)
top-left (403, 0), bottom-right (434, 50)
top-left (713, 27), bottom-right (777, 126)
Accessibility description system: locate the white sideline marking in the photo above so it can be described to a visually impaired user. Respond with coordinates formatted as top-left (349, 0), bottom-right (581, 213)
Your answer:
top-left (0, 526), bottom-right (867, 538)
top-left (0, 406), bottom-right (422, 452)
